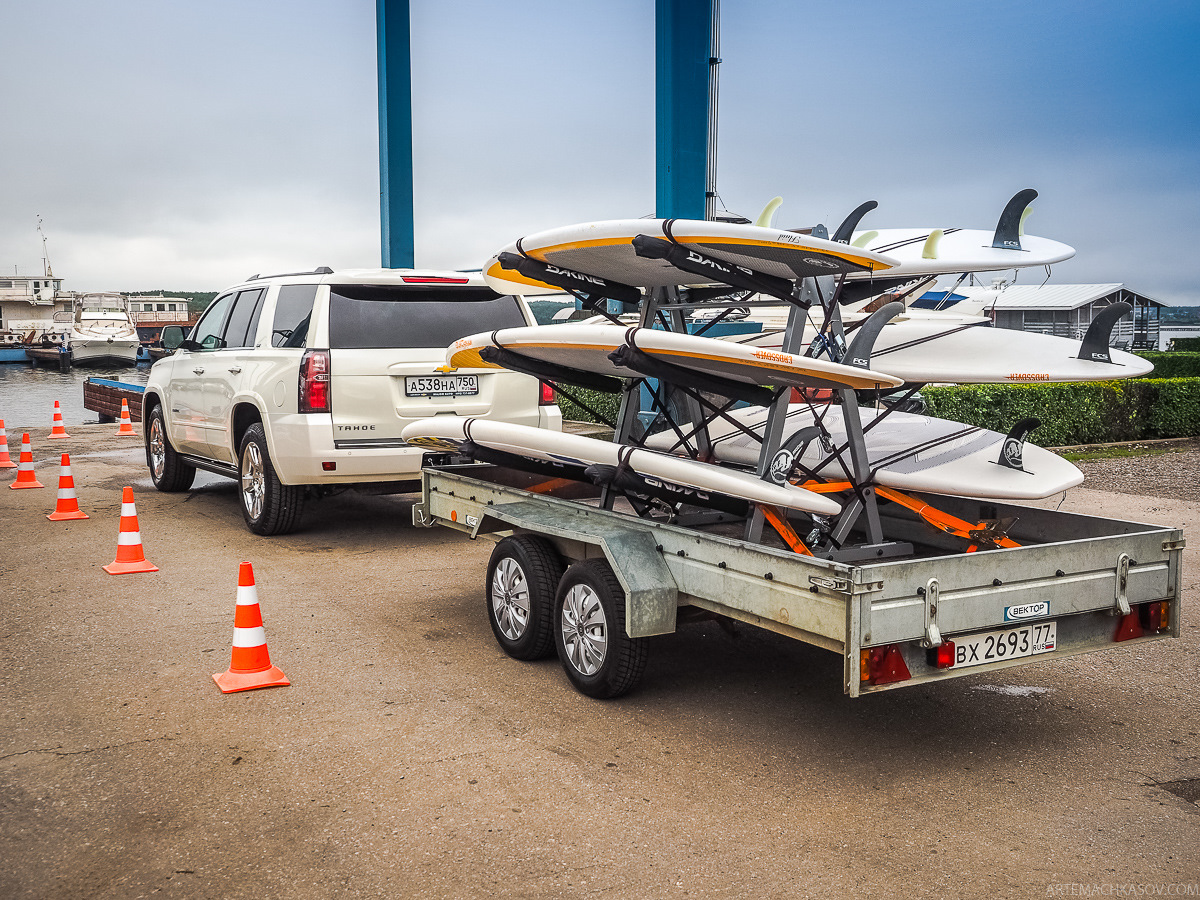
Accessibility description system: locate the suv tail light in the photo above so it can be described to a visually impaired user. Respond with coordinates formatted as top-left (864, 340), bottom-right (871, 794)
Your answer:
top-left (540, 381), bottom-right (556, 406)
top-left (299, 349), bottom-right (331, 413)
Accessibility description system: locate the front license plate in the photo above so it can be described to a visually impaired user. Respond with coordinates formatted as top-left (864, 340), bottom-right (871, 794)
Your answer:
top-left (952, 621), bottom-right (1057, 669)
top-left (405, 374), bottom-right (479, 397)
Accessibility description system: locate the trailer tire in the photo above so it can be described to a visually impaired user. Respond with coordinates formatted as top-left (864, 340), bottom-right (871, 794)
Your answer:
top-left (486, 535), bottom-right (564, 660)
top-left (554, 559), bottom-right (648, 699)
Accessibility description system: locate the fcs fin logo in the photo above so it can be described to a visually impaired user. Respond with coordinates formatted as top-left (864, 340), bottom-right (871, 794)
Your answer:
top-left (769, 449), bottom-right (795, 485)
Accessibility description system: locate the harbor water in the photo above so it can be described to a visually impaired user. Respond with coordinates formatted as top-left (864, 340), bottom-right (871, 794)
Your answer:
top-left (0, 361), bottom-right (149, 429)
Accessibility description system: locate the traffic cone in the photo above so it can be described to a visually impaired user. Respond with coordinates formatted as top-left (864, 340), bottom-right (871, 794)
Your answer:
top-left (8, 434), bottom-right (44, 489)
top-left (102, 486), bottom-right (158, 574)
top-left (213, 562), bottom-right (290, 693)
top-left (115, 399), bottom-right (137, 436)
top-left (48, 401), bottom-right (70, 439)
top-left (0, 419), bottom-right (15, 468)
top-left (47, 453), bottom-right (88, 521)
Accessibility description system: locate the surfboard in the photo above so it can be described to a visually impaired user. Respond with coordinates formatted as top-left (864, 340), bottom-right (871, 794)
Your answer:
top-left (401, 416), bottom-right (844, 516)
top-left (731, 315), bottom-right (1153, 384)
top-left (843, 227), bottom-right (1075, 280)
top-left (643, 404), bottom-right (1084, 501)
top-left (483, 218), bottom-right (900, 296)
top-left (447, 323), bottom-right (905, 391)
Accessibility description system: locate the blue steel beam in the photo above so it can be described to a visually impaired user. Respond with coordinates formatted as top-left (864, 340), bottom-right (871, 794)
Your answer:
top-left (377, 0), bottom-right (415, 268)
top-left (656, 0), bottom-right (713, 220)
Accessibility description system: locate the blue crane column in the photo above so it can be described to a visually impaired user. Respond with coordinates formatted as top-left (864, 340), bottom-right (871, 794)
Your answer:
top-left (656, 0), bottom-right (715, 220)
top-left (377, 0), bottom-right (414, 268)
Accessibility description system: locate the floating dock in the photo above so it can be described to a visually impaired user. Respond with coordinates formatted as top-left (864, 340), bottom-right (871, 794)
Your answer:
top-left (82, 377), bottom-right (144, 423)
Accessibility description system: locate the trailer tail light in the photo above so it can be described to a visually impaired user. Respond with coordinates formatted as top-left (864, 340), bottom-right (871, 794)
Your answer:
top-left (540, 381), bottom-right (556, 406)
top-left (1139, 600), bottom-right (1170, 633)
top-left (1114, 610), bottom-right (1144, 642)
top-left (926, 641), bottom-right (957, 670)
top-left (299, 349), bottom-right (331, 413)
top-left (860, 645), bottom-right (912, 686)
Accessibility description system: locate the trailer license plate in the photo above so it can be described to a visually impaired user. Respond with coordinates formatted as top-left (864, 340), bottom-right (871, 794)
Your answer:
top-left (405, 374), bottom-right (479, 397)
top-left (952, 621), bottom-right (1056, 669)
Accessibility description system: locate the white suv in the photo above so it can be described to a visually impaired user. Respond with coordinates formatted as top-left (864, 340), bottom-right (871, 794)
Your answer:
top-left (144, 267), bottom-right (560, 534)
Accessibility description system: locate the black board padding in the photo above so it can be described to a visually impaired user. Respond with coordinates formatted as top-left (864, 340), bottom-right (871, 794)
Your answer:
top-left (495, 251), bottom-right (642, 305)
top-left (463, 441), bottom-right (592, 483)
top-left (479, 346), bottom-right (623, 393)
top-left (991, 188), bottom-right (1039, 250)
top-left (1076, 301), bottom-right (1132, 364)
top-left (585, 464), bottom-right (750, 517)
top-left (995, 418), bottom-right (1040, 471)
top-left (607, 343), bottom-right (776, 407)
top-left (631, 234), bottom-right (799, 305)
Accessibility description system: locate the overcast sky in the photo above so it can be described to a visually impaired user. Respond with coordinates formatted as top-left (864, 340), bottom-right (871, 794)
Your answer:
top-left (2, 1), bottom-right (1197, 304)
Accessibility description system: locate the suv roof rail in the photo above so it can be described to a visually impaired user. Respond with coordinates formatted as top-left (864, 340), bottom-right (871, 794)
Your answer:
top-left (245, 266), bottom-right (334, 281)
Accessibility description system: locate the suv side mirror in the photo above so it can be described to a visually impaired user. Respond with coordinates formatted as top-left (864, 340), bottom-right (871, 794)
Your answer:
top-left (161, 325), bottom-right (185, 350)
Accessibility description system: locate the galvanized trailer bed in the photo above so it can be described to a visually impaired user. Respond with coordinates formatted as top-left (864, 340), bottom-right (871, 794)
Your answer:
top-left (414, 464), bottom-right (1183, 698)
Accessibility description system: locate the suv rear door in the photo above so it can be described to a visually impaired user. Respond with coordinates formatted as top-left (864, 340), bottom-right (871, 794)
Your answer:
top-left (324, 281), bottom-right (541, 447)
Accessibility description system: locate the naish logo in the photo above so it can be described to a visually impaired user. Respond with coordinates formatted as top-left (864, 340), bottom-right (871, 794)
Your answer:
top-left (1007, 373), bottom-right (1050, 381)
top-left (685, 250), bottom-right (732, 274)
top-left (1002, 437), bottom-right (1024, 468)
top-left (802, 256), bottom-right (838, 269)
top-left (1004, 601), bottom-right (1050, 622)
top-left (769, 449), bottom-right (794, 485)
top-left (642, 476), bottom-right (710, 500)
top-left (753, 349), bottom-right (792, 364)
top-left (545, 264), bottom-right (605, 287)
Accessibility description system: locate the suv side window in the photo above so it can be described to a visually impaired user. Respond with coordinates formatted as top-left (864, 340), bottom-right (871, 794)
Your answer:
top-left (272, 284), bottom-right (318, 348)
top-left (190, 293), bottom-right (235, 350)
top-left (221, 288), bottom-right (267, 349)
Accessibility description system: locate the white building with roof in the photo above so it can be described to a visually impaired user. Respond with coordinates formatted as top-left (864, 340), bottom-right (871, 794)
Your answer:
top-left (913, 282), bottom-right (1164, 350)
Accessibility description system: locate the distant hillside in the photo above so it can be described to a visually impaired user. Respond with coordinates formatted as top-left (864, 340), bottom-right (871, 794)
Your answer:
top-left (126, 291), bottom-right (217, 314)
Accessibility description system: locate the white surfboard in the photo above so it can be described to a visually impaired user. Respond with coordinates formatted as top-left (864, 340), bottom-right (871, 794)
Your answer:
top-left (844, 227), bottom-right (1075, 280)
top-left (401, 416), bottom-right (843, 516)
top-left (730, 315), bottom-right (1153, 384)
top-left (447, 323), bottom-right (904, 391)
top-left (483, 218), bottom-right (899, 295)
top-left (643, 404), bottom-right (1084, 501)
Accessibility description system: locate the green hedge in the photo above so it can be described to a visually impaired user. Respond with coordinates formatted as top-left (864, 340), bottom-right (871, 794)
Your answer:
top-left (558, 378), bottom-right (1200, 447)
top-left (1134, 351), bottom-right (1200, 378)
top-left (1170, 337), bottom-right (1200, 352)
top-left (923, 378), bottom-right (1200, 445)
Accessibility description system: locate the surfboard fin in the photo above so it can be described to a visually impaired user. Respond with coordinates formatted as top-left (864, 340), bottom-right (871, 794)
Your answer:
top-left (833, 201), bottom-right (878, 244)
top-left (843, 301), bottom-right (905, 368)
top-left (995, 418), bottom-right (1040, 471)
top-left (921, 229), bottom-right (944, 260)
top-left (1076, 301), bottom-right (1132, 364)
top-left (991, 189), bottom-right (1038, 250)
top-left (754, 196), bottom-right (783, 228)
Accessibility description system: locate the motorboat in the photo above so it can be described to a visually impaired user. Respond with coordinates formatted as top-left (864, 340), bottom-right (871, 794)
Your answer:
top-left (68, 293), bottom-right (139, 365)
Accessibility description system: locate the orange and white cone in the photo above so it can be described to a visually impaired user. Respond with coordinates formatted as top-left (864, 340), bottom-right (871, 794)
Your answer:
top-left (8, 433), bottom-right (44, 489)
top-left (102, 486), bottom-right (158, 574)
top-left (115, 399), bottom-right (137, 436)
top-left (0, 419), bottom-right (15, 469)
top-left (48, 400), bottom-right (70, 439)
top-left (47, 453), bottom-right (89, 521)
top-left (213, 562), bottom-right (290, 693)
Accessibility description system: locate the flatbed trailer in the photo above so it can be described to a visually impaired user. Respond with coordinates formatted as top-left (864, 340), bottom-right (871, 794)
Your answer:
top-left (414, 463), bottom-right (1184, 698)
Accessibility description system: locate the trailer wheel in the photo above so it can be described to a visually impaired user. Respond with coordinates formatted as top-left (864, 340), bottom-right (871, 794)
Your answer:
top-left (486, 535), bottom-right (564, 660)
top-left (554, 560), bottom-right (648, 699)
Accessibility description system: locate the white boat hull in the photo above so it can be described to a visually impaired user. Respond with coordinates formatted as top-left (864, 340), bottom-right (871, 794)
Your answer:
top-left (70, 336), bottom-right (139, 365)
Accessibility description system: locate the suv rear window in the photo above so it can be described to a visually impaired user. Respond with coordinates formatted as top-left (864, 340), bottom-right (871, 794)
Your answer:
top-left (328, 285), bottom-right (527, 349)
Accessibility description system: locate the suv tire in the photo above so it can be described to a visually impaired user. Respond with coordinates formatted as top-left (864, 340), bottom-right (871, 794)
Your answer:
top-left (146, 403), bottom-right (196, 492)
top-left (239, 422), bottom-right (305, 535)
